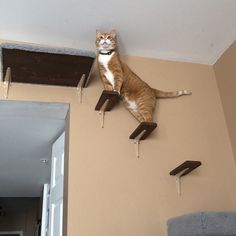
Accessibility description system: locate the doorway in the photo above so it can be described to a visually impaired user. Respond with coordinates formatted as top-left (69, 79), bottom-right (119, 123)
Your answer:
top-left (0, 100), bottom-right (69, 236)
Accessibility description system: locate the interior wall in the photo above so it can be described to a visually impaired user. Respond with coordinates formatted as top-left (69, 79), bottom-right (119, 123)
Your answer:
top-left (2, 56), bottom-right (236, 236)
top-left (214, 40), bottom-right (236, 161)
top-left (0, 197), bottom-right (40, 236)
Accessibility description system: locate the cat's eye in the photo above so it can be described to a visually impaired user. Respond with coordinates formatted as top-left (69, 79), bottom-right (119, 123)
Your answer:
top-left (99, 36), bottom-right (104, 40)
top-left (107, 35), bottom-right (111, 40)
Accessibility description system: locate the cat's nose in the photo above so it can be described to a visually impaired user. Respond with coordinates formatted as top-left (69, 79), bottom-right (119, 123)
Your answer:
top-left (102, 42), bottom-right (109, 48)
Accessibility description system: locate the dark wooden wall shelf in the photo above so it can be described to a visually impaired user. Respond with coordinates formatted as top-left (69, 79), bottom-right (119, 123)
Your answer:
top-left (170, 160), bottom-right (202, 177)
top-left (129, 122), bottom-right (157, 140)
top-left (95, 90), bottom-right (120, 111)
top-left (1, 46), bottom-right (95, 87)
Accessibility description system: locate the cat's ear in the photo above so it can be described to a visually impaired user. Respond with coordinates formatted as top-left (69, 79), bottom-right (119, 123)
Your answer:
top-left (110, 29), bottom-right (116, 38)
top-left (96, 30), bottom-right (101, 37)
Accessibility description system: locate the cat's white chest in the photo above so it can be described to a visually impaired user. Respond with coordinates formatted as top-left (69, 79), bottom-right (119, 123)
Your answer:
top-left (98, 54), bottom-right (115, 88)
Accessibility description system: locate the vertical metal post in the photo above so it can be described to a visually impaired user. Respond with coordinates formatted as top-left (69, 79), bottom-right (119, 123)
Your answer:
top-left (133, 129), bottom-right (146, 158)
top-left (77, 74), bottom-right (86, 104)
top-left (2, 67), bottom-right (11, 99)
top-left (174, 169), bottom-right (187, 197)
top-left (98, 99), bottom-right (109, 128)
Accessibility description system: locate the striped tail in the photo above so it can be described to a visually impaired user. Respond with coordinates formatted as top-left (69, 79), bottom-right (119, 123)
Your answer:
top-left (154, 88), bottom-right (192, 98)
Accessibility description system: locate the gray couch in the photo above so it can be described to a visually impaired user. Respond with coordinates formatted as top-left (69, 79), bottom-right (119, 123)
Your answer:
top-left (167, 212), bottom-right (236, 236)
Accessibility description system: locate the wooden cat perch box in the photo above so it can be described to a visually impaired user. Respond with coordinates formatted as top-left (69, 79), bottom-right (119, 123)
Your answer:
top-left (0, 41), bottom-right (96, 100)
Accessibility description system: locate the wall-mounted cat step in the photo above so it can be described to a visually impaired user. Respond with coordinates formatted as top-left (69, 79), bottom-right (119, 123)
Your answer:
top-left (129, 122), bottom-right (157, 158)
top-left (170, 160), bottom-right (202, 196)
top-left (169, 160), bottom-right (202, 177)
top-left (129, 122), bottom-right (157, 140)
top-left (95, 90), bottom-right (120, 128)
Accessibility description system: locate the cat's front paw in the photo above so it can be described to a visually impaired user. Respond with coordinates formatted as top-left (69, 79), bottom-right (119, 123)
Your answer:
top-left (113, 90), bottom-right (121, 95)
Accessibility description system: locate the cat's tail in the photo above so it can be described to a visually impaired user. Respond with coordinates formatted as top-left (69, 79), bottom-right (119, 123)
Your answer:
top-left (153, 88), bottom-right (192, 98)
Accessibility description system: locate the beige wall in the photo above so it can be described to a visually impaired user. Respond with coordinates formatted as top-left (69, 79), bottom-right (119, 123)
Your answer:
top-left (1, 56), bottom-right (236, 236)
top-left (0, 198), bottom-right (40, 236)
top-left (214, 41), bottom-right (236, 161)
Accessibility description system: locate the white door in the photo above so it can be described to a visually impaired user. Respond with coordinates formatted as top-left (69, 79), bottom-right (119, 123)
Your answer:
top-left (41, 183), bottom-right (49, 236)
top-left (48, 132), bottom-right (65, 236)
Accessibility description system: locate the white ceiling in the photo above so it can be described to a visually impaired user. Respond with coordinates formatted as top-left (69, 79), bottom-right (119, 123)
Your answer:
top-left (0, 100), bottom-right (69, 197)
top-left (0, 0), bottom-right (236, 65)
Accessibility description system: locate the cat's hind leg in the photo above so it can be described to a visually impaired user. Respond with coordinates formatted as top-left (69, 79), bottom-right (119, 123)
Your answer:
top-left (128, 109), bottom-right (145, 123)
top-left (122, 99), bottom-right (145, 123)
top-left (136, 97), bottom-right (156, 123)
top-left (139, 109), bottom-right (153, 123)
top-left (123, 100), bottom-right (154, 123)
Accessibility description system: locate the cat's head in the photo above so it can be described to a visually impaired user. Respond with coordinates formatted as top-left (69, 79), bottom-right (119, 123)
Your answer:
top-left (95, 30), bottom-right (117, 52)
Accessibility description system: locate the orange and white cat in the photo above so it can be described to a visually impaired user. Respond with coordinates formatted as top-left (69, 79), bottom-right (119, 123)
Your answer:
top-left (96, 30), bottom-right (191, 123)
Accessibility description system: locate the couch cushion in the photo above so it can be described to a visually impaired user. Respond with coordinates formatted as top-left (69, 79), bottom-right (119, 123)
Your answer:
top-left (167, 212), bottom-right (236, 236)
